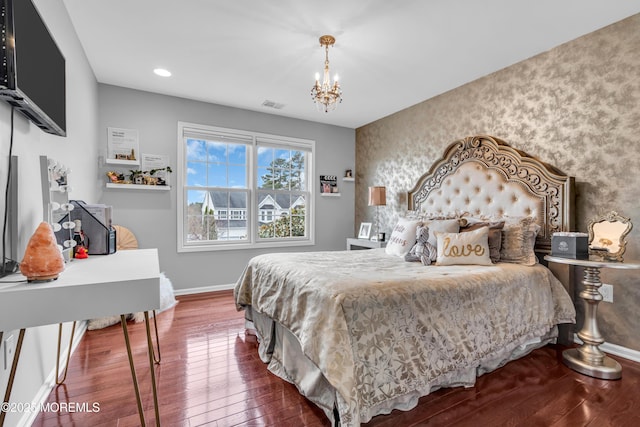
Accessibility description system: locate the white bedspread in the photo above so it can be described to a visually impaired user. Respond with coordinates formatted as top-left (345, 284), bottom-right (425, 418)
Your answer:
top-left (234, 249), bottom-right (576, 425)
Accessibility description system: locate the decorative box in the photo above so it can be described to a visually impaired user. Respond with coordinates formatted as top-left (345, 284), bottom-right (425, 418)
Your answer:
top-left (551, 232), bottom-right (589, 259)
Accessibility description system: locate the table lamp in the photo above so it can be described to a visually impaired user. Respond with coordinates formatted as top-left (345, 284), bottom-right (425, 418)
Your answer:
top-left (368, 186), bottom-right (386, 241)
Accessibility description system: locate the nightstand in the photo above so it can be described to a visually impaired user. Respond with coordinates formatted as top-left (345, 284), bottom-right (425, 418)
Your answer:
top-left (544, 255), bottom-right (640, 380)
top-left (346, 238), bottom-right (387, 250)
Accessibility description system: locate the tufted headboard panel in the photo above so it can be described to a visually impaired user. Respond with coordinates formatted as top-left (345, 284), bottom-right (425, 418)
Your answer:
top-left (408, 135), bottom-right (575, 253)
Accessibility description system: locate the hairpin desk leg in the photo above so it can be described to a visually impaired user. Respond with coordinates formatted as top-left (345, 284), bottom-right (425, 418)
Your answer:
top-left (152, 310), bottom-right (161, 364)
top-left (121, 313), bottom-right (162, 427)
top-left (1, 329), bottom-right (25, 427)
top-left (144, 311), bottom-right (161, 425)
top-left (121, 315), bottom-right (147, 427)
top-left (55, 321), bottom-right (76, 385)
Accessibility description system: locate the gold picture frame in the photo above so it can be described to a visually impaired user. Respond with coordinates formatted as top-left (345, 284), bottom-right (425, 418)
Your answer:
top-left (588, 211), bottom-right (633, 262)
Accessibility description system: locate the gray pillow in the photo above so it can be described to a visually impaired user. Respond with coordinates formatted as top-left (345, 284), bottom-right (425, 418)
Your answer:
top-left (460, 221), bottom-right (505, 263)
top-left (500, 217), bottom-right (540, 266)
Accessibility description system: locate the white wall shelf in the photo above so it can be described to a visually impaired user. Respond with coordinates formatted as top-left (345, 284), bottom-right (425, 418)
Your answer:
top-left (342, 177), bottom-right (354, 182)
top-left (105, 158), bottom-right (140, 167)
top-left (106, 183), bottom-right (170, 191)
top-left (320, 193), bottom-right (341, 197)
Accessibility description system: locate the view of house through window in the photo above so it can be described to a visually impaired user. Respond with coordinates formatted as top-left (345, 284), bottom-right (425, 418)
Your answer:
top-left (178, 122), bottom-right (314, 251)
top-left (257, 146), bottom-right (306, 239)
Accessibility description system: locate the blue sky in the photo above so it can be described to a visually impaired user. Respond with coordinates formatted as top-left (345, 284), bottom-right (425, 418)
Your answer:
top-left (185, 139), bottom-right (305, 205)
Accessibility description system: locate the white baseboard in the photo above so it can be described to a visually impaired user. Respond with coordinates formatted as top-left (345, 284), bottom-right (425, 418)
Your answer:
top-left (17, 320), bottom-right (88, 427)
top-left (574, 334), bottom-right (640, 364)
top-left (174, 283), bottom-right (234, 296)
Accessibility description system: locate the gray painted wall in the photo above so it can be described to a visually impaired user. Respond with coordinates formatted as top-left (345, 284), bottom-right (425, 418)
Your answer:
top-left (0, 1), bottom-right (99, 425)
top-left (97, 84), bottom-right (355, 290)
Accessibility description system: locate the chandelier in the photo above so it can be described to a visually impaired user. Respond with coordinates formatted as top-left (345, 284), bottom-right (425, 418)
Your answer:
top-left (311, 35), bottom-right (342, 113)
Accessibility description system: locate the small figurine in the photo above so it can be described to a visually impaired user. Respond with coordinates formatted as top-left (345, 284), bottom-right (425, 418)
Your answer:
top-left (107, 171), bottom-right (126, 183)
top-left (74, 246), bottom-right (89, 259)
top-left (144, 175), bottom-right (158, 185)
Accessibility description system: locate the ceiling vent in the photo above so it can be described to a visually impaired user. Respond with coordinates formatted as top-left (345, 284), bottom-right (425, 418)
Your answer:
top-left (261, 100), bottom-right (285, 110)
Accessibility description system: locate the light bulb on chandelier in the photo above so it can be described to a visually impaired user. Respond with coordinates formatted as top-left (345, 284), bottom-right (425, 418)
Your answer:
top-left (311, 35), bottom-right (342, 113)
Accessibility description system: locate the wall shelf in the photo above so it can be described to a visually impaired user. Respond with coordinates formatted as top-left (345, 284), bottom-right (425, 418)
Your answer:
top-left (342, 177), bottom-right (354, 182)
top-left (106, 183), bottom-right (170, 191)
top-left (105, 158), bottom-right (140, 167)
top-left (320, 193), bottom-right (341, 197)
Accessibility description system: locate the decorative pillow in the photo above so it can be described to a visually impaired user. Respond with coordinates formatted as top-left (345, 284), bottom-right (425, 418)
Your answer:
top-left (405, 225), bottom-right (437, 265)
top-left (436, 227), bottom-right (492, 266)
top-left (460, 221), bottom-right (505, 263)
top-left (422, 218), bottom-right (460, 246)
top-left (385, 217), bottom-right (422, 257)
top-left (499, 217), bottom-right (540, 266)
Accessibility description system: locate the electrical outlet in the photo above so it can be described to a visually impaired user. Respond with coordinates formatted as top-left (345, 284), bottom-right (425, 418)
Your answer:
top-left (3, 334), bottom-right (15, 371)
top-left (600, 283), bottom-right (613, 303)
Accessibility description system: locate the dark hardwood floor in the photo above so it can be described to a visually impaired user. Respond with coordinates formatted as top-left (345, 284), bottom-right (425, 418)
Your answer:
top-left (32, 290), bottom-right (640, 427)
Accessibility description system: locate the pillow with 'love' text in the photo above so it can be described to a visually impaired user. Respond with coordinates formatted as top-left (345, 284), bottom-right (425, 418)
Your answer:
top-left (435, 226), bottom-right (492, 266)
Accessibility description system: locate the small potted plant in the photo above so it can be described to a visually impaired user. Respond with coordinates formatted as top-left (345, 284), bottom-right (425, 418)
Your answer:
top-left (129, 169), bottom-right (145, 185)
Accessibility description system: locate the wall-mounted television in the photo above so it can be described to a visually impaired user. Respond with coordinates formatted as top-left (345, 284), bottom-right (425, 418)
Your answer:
top-left (0, 0), bottom-right (66, 137)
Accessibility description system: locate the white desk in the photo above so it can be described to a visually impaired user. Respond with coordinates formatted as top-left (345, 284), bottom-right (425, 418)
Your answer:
top-left (0, 249), bottom-right (161, 426)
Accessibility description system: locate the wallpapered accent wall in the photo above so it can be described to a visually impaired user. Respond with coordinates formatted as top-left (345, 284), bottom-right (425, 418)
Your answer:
top-left (356, 14), bottom-right (640, 350)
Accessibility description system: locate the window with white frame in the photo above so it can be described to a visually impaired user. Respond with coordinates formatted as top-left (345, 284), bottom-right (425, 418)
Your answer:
top-left (178, 122), bottom-right (314, 251)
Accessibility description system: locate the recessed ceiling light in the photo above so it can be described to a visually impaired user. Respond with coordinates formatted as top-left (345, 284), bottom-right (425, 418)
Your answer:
top-left (153, 68), bottom-right (171, 77)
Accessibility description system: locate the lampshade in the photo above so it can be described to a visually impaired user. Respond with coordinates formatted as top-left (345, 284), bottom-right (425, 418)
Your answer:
top-left (368, 186), bottom-right (386, 206)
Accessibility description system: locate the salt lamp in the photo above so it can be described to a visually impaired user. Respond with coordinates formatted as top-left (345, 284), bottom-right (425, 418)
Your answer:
top-left (20, 222), bottom-right (65, 282)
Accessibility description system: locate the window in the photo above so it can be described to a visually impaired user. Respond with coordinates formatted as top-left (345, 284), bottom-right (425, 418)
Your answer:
top-left (178, 122), bottom-right (314, 251)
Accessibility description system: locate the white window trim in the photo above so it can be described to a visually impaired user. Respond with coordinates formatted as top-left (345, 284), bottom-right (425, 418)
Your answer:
top-left (177, 121), bottom-right (315, 252)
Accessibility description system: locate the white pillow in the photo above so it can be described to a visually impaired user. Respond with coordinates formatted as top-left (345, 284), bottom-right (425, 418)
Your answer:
top-left (385, 217), bottom-right (422, 257)
top-left (435, 227), bottom-right (493, 266)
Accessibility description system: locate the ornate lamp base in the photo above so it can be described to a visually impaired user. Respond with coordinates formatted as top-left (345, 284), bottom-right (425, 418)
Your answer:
top-left (544, 255), bottom-right (640, 381)
top-left (562, 348), bottom-right (621, 380)
top-left (563, 265), bottom-right (621, 380)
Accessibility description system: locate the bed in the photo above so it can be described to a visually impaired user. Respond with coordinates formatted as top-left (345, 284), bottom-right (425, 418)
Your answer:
top-left (234, 135), bottom-right (577, 426)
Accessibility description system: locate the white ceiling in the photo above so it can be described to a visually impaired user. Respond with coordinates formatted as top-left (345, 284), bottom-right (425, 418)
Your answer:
top-left (62, 0), bottom-right (639, 129)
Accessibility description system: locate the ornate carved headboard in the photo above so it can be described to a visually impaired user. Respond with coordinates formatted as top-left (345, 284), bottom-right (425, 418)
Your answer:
top-left (408, 135), bottom-right (575, 253)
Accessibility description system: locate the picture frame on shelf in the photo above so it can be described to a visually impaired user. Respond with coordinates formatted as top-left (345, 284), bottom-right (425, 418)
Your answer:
top-left (107, 127), bottom-right (139, 162)
top-left (320, 175), bottom-right (338, 194)
top-left (141, 153), bottom-right (172, 186)
top-left (358, 222), bottom-right (372, 239)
